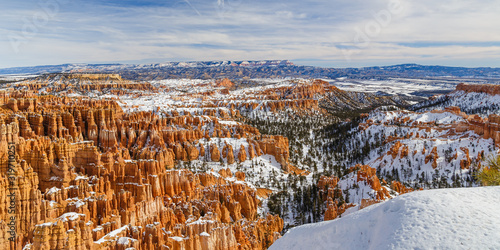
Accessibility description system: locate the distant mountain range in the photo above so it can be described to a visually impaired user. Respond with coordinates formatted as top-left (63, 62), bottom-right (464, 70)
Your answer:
top-left (1, 60), bottom-right (500, 80)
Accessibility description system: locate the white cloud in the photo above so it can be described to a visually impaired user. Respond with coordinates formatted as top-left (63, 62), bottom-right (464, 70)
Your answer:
top-left (1, 0), bottom-right (499, 68)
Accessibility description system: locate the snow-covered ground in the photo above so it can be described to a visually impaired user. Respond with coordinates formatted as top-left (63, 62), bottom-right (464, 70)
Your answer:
top-left (0, 74), bottom-right (38, 81)
top-left (271, 186), bottom-right (500, 250)
top-left (340, 109), bottom-right (498, 189)
top-left (413, 90), bottom-right (500, 116)
top-left (331, 78), bottom-right (457, 97)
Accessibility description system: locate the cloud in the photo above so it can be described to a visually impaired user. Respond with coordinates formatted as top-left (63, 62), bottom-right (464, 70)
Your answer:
top-left (1, 0), bottom-right (499, 68)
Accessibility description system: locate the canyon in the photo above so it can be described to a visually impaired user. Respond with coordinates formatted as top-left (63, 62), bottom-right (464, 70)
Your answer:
top-left (0, 74), bottom-right (498, 249)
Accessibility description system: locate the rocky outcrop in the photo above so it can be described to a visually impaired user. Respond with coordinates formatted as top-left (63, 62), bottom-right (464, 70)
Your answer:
top-left (237, 145), bottom-right (247, 163)
top-left (425, 147), bottom-right (439, 169)
top-left (258, 135), bottom-right (291, 171)
top-left (14, 74), bottom-right (157, 94)
top-left (388, 141), bottom-right (409, 159)
top-left (210, 144), bottom-right (221, 162)
top-left (215, 78), bottom-right (235, 88)
top-left (354, 165), bottom-right (390, 200)
top-left (390, 181), bottom-right (414, 195)
top-left (466, 114), bottom-right (500, 145)
top-left (318, 165), bottom-right (398, 221)
top-left (222, 143), bottom-right (235, 165)
top-left (456, 83), bottom-right (500, 96)
top-left (459, 147), bottom-right (472, 169)
top-left (324, 197), bottom-right (355, 221)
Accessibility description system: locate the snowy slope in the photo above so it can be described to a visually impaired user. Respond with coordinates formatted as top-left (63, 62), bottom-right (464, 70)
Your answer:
top-left (339, 109), bottom-right (497, 189)
top-left (270, 186), bottom-right (500, 250)
top-left (412, 90), bottom-right (500, 116)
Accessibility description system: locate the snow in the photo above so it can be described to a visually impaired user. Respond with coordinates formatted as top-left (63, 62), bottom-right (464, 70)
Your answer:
top-left (331, 78), bottom-right (456, 97)
top-left (36, 212), bottom-right (85, 227)
top-left (271, 186), bottom-right (500, 250)
top-left (45, 186), bottom-right (60, 195)
top-left (346, 109), bottom-right (499, 189)
top-left (95, 225), bottom-right (129, 244)
top-left (117, 237), bottom-right (136, 245)
top-left (49, 176), bottom-right (62, 181)
top-left (218, 120), bottom-right (240, 126)
top-left (74, 175), bottom-right (89, 181)
top-left (59, 212), bottom-right (85, 222)
top-left (70, 199), bottom-right (86, 208)
top-left (338, 171), bottom-right (394, 204)
top-left (186, 218), bottom-right (214, 226)
top-left (408, 112), bottom-right (462, 124)
top-left (49, 200), bottom-right (57, 207)
top-left (367, 110), bottom-right (464, 125)
top-left (14, 73), bottom-right (500, 244)
top-left (169, 236), bottom-right (185, 242)
top-left (413, 90), bottom-right (500, 116)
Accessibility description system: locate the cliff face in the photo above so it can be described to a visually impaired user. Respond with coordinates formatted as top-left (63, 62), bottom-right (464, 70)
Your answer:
top-left (0, 87), bottom-right (288, 250)
top-left (14, 74), bottom-right (155, 94)
top-left (456, 83), bottom-right (500, 95)
top-left (467, 114), bottom-right (500, 146)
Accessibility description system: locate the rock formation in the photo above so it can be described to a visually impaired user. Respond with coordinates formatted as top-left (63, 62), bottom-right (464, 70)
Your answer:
top-left (456, 83), bottom-right (500, 96)
top-left (0, 85), bottom-right (289, 250)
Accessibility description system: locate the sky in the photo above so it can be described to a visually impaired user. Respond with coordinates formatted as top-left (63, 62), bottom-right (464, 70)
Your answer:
top-left (1, 0), bottom-right (500, 69)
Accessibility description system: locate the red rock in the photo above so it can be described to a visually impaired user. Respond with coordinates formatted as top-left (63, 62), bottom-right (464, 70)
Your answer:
top-left (210, 144), bottom-right (220, 162)
top-left (237, 145), bottom-right (247, 163)
top-left (456, 83), bottom-right (500, 96)
top-left (0, 83), bottom-right (293, 250)
top-left (425, 147), bottom-right (439, 169)
top-left (391, 181), bottom-right (414, 195)
top-left (215, 78), bottom-right (235, 88)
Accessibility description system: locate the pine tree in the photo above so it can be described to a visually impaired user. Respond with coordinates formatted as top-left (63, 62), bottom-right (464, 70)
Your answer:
top-left (476, 155), bottom-right (500, 186)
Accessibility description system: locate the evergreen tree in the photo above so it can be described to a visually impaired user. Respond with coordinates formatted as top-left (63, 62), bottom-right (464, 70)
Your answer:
top-left (476, 155), bottom-right (500, 186)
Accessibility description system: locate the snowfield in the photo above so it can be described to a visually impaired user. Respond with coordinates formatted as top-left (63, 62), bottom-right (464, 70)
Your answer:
top-left (270, 186), bottom-right (500, 250)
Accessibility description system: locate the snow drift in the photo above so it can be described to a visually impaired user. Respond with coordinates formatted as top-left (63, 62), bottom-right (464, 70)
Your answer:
top-left (270, 187), bottom-right (500, 250)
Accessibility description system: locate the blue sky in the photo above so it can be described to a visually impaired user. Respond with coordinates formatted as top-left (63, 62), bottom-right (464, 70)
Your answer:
top-left (1, 0), bottom-right (499, 68)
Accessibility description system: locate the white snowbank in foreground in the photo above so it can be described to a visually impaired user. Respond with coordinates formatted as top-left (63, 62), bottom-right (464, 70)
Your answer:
top-left (270, 187), bottom-right (500, 250)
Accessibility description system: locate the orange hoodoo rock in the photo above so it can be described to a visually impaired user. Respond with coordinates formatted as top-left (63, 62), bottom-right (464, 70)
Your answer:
top-left (354, 165), bottom-right (390, 200)
top-left (248, 143), bottom-right (256, 159)
top-left (318, 175), bottom-right (339, 191)
top-left (478, 114), bottom-right (500, 144)
top-left (323, 197), bottom-right (356, 221)
top-left (387, 141), bottom-right (409, 159)
top-left (238, 145), bottom-right (247, 162)
top-left (222, 143), bottom-right (235, 164)
top-left (235, 171), bottom-right (245, 181)
top-left (388, 141), bottom-right (403, 159)
top-left (320, 165), bottom-right (414, 222)
top-left (391, 180), bottom-right (414, 195)
top-left (0, 89), bottom-right (287, 250)
top-left (425, 147), bottom-right (439, 169)
top-left (317, 174), bottom-right (354, 221)
top-left (215, 78), bottom-right (235, 88)
top-left (460, 147), bottom-right (472, 169)
top-left (210, 144), bottom-right (221, 162)
top-left (258, 135), bottom-right (291, 171)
